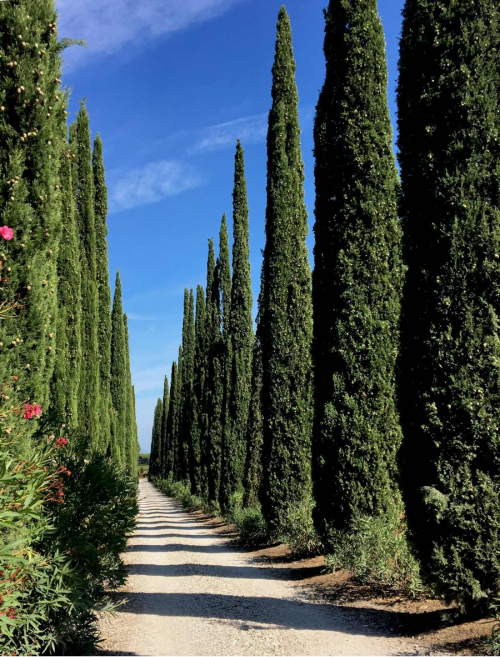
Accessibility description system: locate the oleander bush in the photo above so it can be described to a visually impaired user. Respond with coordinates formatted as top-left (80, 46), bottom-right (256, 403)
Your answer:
top-left (0, 384), bottom-right (137, 655)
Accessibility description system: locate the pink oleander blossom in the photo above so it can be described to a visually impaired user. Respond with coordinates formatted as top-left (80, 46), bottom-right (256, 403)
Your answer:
top-left (0, 226), bottom-right (13, 241)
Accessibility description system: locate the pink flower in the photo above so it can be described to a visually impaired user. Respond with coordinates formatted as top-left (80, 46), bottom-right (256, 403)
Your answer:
top-left (24, 404), bottom-right (35, 419)
top-left (55, 437), bottom-right (68, 448)
top-left (34, 404), bottom-right (42, 416)
top-left (0, 226), bottom-right (13, 241)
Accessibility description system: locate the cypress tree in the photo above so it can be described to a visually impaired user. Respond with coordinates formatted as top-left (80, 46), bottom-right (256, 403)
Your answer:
top-left (165, 361), bottom-right (178, 478)
top-left (220, 142), bottom-right (254, 513)
top-left (311, 0), bottom-right (404, 544)
top-left (93, 134), bottom-right (112, 451)
top-left (200, 239), bottom-right (217, 499)
top-left (0, 1), bottom-right (66, 409)
top-left (178, 289), bottom-right (195, 483)
top-left (204, 235), bottom-right (224, 504)
top-left (398, 0), bottom-right (500, 607)
top-left (150, 398), bottom-right (163, 477)
top-left (190, 285), bottom-right (206, 494)
top-left (110, 271), bottom-right (126, 464)
top-left (73, 104), bottom-right (100, 449)
top-left (52, 141), bottom-right (82, 426)
top-left (173, 344), bottom-right (183, 481)
top-left (243, 330), bottom-right (264, 508)
top-left (160, 374), bottom-right (169, 478)
top-left (123, 314), bottom-right (138, 476)
top-left (259, 7), bottom-right (313, 533)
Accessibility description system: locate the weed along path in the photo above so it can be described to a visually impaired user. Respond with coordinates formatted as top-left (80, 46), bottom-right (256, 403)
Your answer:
top-left (100, 479), bottom-right (412, 656)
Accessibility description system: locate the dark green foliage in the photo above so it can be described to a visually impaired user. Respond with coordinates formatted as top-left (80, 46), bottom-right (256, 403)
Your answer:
top-left (150, 397), bottom-right (163, 476)
top-left (243, 330), bottom-right (264, 508)
top-left (312, 0), bottom-right (404, 545)
top-left (160, 374), bottom-right (169, 478)
top-left (179, 289), bottom-right (195, 483)
top-left (259, 7), bottom-right (313, 533)
top-left (73, 104), bottom-right (101, 450)
top-left (173, 344), bottom-right (183, 480)
top-left (220, 142), bottom-right (254, 514)
top-left (165, 361), bottom-right (178, 478)
top-left (200, 239), bottom-right (217, 499)
top-left (0, 0), bottom-right (65, 407)
top-left (110, 272), bottom-right (126, 464)
top-left (123, 314), bottom-right (138, 477)
top-left (189, 285), bottom-right (206, 494)
top-left (398, 0), bottom-right (500, 608)
top-left (204, 234), bottom-right (224, 504)
top-left (93, 134), bottom-right (112, 451)
top-left (52, 141), bottom-right (82, 426)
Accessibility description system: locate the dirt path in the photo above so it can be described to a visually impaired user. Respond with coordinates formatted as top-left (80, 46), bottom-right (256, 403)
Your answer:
top-left (99, 479), bottom-right (414, 656)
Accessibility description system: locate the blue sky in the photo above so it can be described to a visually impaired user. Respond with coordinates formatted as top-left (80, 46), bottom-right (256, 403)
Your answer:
top-left (57, 0), bottom-right (406, 452)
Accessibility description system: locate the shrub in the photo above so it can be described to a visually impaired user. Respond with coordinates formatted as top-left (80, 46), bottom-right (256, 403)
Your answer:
top-left (0, 386), bottom-right (138, 655)
top-left (278, 495), bottom-right (322, 557)
top-left (231, 506), bottom-right (268, 548)
top-left (324, 509), bottom-right (423, 595)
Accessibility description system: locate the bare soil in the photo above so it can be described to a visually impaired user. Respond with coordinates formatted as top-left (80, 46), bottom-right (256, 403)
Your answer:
top-left (99, 479), bottom-right (491, 656)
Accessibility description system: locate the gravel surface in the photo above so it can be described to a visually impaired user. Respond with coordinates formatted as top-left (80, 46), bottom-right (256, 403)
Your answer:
top-left (99, 479), bottom-right (413, 656)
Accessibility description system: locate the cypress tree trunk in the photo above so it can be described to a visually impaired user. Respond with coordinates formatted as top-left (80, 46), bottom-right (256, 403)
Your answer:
top-left (0, 1), bottom-right (65, 410)
top-left (190, 285), bottom-right (206, 494)
top-left (220, 142), bottom-right (254, 514)
top-left (93, 134), bottom-right (112, 452)
top-left (73, 104), bottom-right (100, 449)
top-left (52, 141), bottom-right (82, 426)
top-left (259, 7), bottom-right (313, 533)
top-left (165, 361), bottom-right (178, 479)
top-left (110, 271), bottom-right (126, 464)
top-left (160, 374), bottom-right (169, 479)
top-left (398, 0), bottom-right (500, 607)
top-left (312, 0), bottom-right (404, 544)
top-left (200, 239), bottom-right (217, 499)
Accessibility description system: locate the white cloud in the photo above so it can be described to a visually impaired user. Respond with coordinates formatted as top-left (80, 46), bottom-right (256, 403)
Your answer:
top-left (189, 114), bottom-right (268, 154)
top-left (56, 0), bottom-right (241, 66)
top-left (109, 160), bottom-right (203, 213)
top-left (132, 366), bottom-right (168, 394)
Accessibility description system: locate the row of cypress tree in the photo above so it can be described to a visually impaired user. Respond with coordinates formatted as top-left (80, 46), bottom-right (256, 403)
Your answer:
top-left (0, 0), bottom-right (138, 474)
top-left (153, 0), bottom-right (500, 610)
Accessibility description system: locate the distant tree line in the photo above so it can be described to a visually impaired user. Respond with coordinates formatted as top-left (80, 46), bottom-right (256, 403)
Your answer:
top-left (150, 0), bottom-right (500, 612)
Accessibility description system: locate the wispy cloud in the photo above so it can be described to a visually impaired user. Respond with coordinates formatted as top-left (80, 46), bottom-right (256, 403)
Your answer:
top-left (189, 114), bottom-right (268, 154)
top-left (132, 366), bottom-right (169, 395)
top-left (57, 0), bottom-right (241, 66)
top-left (109, 160), bottom-right (203, 213)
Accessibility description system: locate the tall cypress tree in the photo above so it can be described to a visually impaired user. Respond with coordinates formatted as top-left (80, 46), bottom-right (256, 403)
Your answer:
top-left (110, 271), bottom-right (126, 464)
top-left (73, 104), bottom-right (100, 450)
top-left (259, 7), bottom-right (313, 533)
top-left (0, 1), bottom-right (66, 410)
top-left (200, 239), bottom-right (217, 499)
top-left (398, 0), bottom-right (500, 607)
top-left (52, 141), bottom-right (82, 426)
top-left (150, 398), bottom-right (163, 477)
top-left (173, 345), bottom-right (183, 480)
top-left (221, 143), bottom-right (254, 513)
top-left (123, 314), bottom-right (138, 476)
top-left (178, 289), bottom-right (195, 482)
top-left (160, 374), bottom-right (169, 478)
top-left (165, 361), bottom-right (178, 479)
top-left (243, 329), bottom-right (264, 508)
top-left (190, 285), bottom-right (206, 494)
top-left (204, 235), bottom-right (224, 504)
top-left (312, 0), bottom-right (404, 544)
top-left (93, 134), bottom-right (112, 451)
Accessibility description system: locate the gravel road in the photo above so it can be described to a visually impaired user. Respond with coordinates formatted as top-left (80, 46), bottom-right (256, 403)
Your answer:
top-left (99, 479), bottom-right (412, 656)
